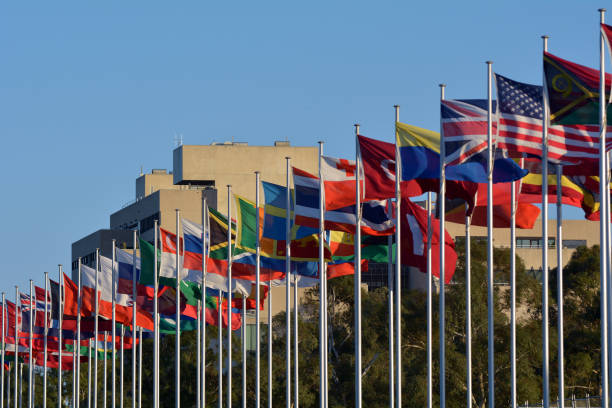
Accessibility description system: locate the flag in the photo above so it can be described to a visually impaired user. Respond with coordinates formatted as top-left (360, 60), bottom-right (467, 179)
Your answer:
top-left (495, 73), bottom-right (611, 165)
top-left (543, 51), bottom-right (612, 125)
top-left (261, 181), bottom-right (330, 261)
top-left (320, 155), bottom-right (362, 210)
top-left (400, 197), bottom-right (457, 283)
top-left (396, 121), bottom-right (526, 183)
top-left (293, 167), bottom-right (395, 236)
top-left (358, 134), bottom-right (478, 215)
top-left (81, 263), bottom-right (154, 330)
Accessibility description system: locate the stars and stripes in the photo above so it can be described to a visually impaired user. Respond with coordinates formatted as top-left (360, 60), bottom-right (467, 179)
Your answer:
top-left (495, 73), bottom-right (612, 164)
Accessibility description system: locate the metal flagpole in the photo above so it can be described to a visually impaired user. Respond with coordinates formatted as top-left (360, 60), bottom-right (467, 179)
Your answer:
top-left (293, 259), bottom-right (299, 408)
top-left (119, 327), bottom-right (124, 408)
top-left (242, 298), bottom-right (246, 408)
top-left (541, 35), bottom-right (551, 408)
top-left (43, 271), bottom-right (48, 408)
top-left (486, 61), bottom-right (495, 408)
top-left (6, 363), bottom-right (9, 408)
top-left (197, 294), bottom-right (201, 408)
top-left (132, 230), bottom-right (137, 408)
top-left (599, 9), bottom-right (609, 408)
top-left (28, 281), bottom-right (32, 408)
top-left (103, 334), bottom-right (107, 408)
top-left (94, 251), bottom-right (99, 408)
top-left (393, 105), bottom-right (401, 408)
top-left (318, 142), bottom-right (326, 408)
top-left (267, 281), bottom-right (272, 408)
top-left (557, 164), bottom-right (564, 408)
top-left (88, 340), bottom-right (91, 408)
top-left (201, 198), bottom-right (208, 408)
top-left (387, 231), bottom-right (394, 408)
top-left (226, 186), bottom-right (233, 408)
top-left (354, 124), bottom-right (363, 408)
top-left (111, 240), bottom-right (117, 408)
top-left (285, 157), bottom-right (292, 408)
top-left (13, 286), bottom-right (18, 408)
top-left (18, 364), bottom-right (21, 408)
top-left (138, 328), bottom-right (142, 408)
top-left (1, 292), bottom-right (5, 408)
top-left (439, 82), bottom-right (448, 408)
top-left (511, 172), bottom-right (517, 408)
top-left (465, 202), bottom-right (472, 408)
top-left (77, 260), bottom-right (82, 408)
top-left (175, 210), bottom-right (181, 408)
top-left (427, 193), bottom-right (433, 408)
top-left (255, 171), bottom-right (261, 408)
top-left (153, 220), bottom-right (159, 408)
top-left (218, 288), bottom-right (223, 408)
top-left (58, 264), bottom-right (64, 408)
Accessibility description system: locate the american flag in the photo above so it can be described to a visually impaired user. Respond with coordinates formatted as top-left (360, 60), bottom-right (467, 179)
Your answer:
top-left (441, 99), bottom-right (493, 166)
top-left (495, 73), bottom-right (612, 163)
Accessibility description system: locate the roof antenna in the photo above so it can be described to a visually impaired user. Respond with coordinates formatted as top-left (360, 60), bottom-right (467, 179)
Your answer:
top-left (140, 166), bottom-right (143, 176)
top-left (173, 132), bottom-right (183, 147)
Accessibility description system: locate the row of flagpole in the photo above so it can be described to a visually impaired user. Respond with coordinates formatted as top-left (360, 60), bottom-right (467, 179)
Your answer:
top-left (4, 12), bottom-right (612, 408)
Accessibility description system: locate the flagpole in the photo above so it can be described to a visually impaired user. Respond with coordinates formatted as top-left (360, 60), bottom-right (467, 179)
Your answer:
top-left (510, 171), bottom-right (517, 408)
top-left (88, 340), bottom-right (91, 408)
top-left (153, 220), bottom-right (159, 408)
top-left (111, 240), bottom-right (117, 408)
top-left (12, 285), bottom-right (17, 408)
top-left (218, 288), bottom-right (223, 408)
top-left (94, 251), bottom-right (99, 408)
top-left (241, 298), bottom-right (247, 408)
top-left (226, 186), bottom-right (233, 408)
top-left (464, 201), bottom-right (473, 408)
top-left (485, 61), bottom-right (496, 408)
top-left (555, 163), bottom-right (564, 408)
top-left (285, 156), bottom-right (292, 408)
top-left (353, 124), bottom-right (363, 408)
top-left (393, 104), bottom-right (401, 408)
top-left (28, 280), bottom-right (32, 408)
top-left (120, 326), bottom-right (124, 408)
top-left (267, 282), bottom-right (272, 408)
top-left (254, 171), bottom-right (261, 408)
top-left (138, 328), bottom-right (142, 408)
top-left (43, 272), bottom-right (48, 408)
top-left (58, 264), bottom-right (64, 408)
top-left (427, 193), bottom-right (433, 408)
top-left (6, 363), bottom-right (9, 408)
top-left (293, 256), bottom-right (299, 408)
top-left (103, 333), bottom-right (107, 408)
top-left (387, 230), bottom-right (394, 408)
top-left (318, 141), bottom-right (326, 408)
top-left (201, 194), bottom-right (208, 408)
top-left (439, 82), bottom-right (448, 408)
top-left (132, 229), bottom-right (137, 408)
top-left (175, 210), bottom-right (181, 408)
top-left (599, 9), bottom-right (609, 408)
top-left (1, 292), bottom-right (5, 408)
top-left (77, 259), bottom-right (82, 408)
top-left (197, 291), bottom-right (201, 408)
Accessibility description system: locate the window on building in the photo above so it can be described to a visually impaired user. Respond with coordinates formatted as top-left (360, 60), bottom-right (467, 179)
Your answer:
top-left (562, 239), bottom-right (587, 249)
top-left (140, 212), bottom-right (160, 233)
top-left (516, 237), bottom-right (555, 249)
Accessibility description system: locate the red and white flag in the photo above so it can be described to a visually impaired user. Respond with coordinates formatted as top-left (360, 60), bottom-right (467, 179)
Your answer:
top-left (320, 155), bottom-right (363, 210)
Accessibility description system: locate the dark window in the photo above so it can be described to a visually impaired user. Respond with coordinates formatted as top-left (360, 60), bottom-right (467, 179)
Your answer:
top-left (562, 239), bottom-right (587, 249)
top-left (517, 237), bottom-right (555, 249)
top-left (140, 212), bottom-right (160, 233)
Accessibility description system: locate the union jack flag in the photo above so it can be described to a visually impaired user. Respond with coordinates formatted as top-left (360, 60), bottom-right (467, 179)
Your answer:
top-left (441, 99), bottom-right (494, 166)
top-left (495, 73), bottom-right (612, 163)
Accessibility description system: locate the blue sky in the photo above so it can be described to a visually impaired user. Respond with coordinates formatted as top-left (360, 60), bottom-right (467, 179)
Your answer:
top-left (0, 1), bottom-right (604, 295)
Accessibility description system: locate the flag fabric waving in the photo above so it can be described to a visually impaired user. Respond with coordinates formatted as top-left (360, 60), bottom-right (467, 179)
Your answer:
top-left (293, 167), bottom-right (394, 236)
top-left (396, 121), bottom-right (526, 183)
top-left (495, 73), bottom-right (612, 166)
top-left (320, 155), bottom-right (362, 210)
top-left (543, 51), bottom-right (612, 125)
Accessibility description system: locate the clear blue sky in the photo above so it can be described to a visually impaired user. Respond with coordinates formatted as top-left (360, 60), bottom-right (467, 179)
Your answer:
top-left (0, 1), bottom-right (604, 295)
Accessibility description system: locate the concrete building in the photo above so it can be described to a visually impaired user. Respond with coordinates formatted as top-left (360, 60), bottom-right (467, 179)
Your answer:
top-left (72, 141), bottom-right (319, 327)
